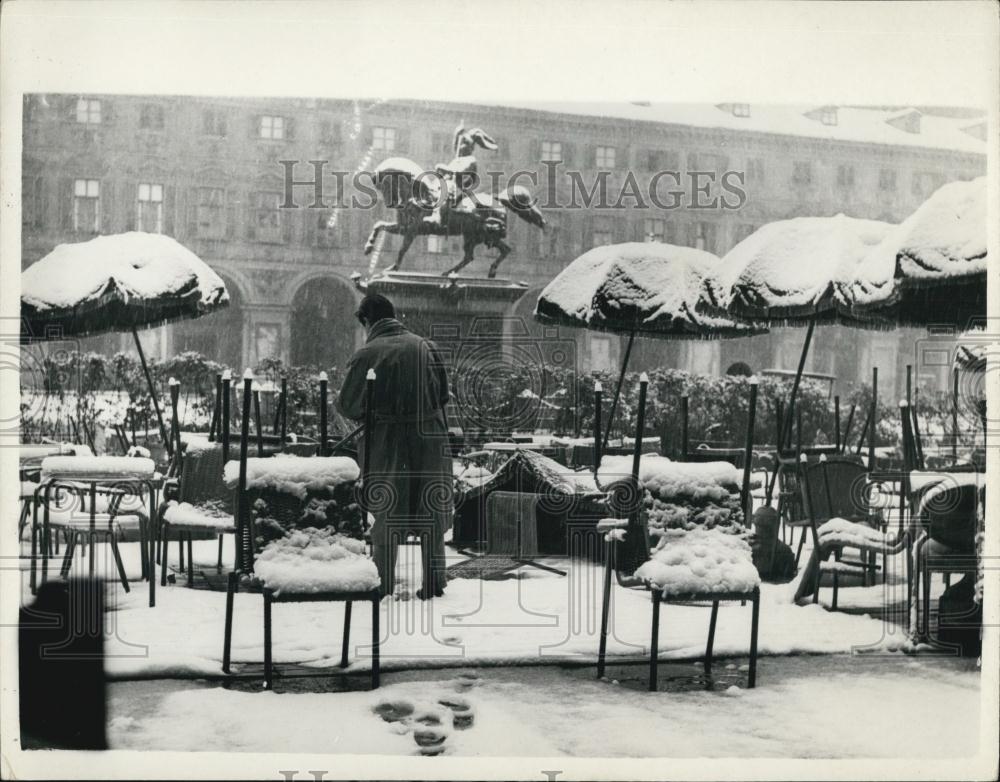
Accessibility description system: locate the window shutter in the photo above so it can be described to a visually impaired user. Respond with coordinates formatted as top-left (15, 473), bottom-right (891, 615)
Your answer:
top-left (284, 117), bottom-right (296, 141)
top-left (124, 182), bottom-right (137, 231)
top-left (395, 128), bottom-right (409, 153)
top-left (305, 210), bottom-right (318, 246)
top-left (185, 189), bottom-right (198, 237)
top-left (59, 178), bottom-right (73, 230)
top-left (225, 190), bottom-right (238, 240)
top-left (164, 185), bottom-right (176, 235)
top-left (102, 180), bottom-right (115, 232)
top-left (102, 99), bottom-right (113, 124)
top-left (559, 142), bottom-right (572, 167)
top-left (529, 138), bottom-right (541, 163)
top-left (246, 196), bottom-right (256, 240)
top-left (249, 116), bottom-right (259, 139)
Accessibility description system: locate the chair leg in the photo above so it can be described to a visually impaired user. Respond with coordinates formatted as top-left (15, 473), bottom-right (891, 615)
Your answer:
top-left (943, 573), bottom-right (951, 589)
top-left (340, 601), bottom-right (353, 668)
top-left (222, 571), bottom-right (237, 673)
top-left (29, 520), bottom-right (38, 594)
top-left (41, 523), bottom-right (50, 585)
top-left (178, 536), bottom-right (185, 571)
top-left (217, 534), bottom-right (224, 570)
top-left (748, 589), bottom-right (760, 689)
top-left (792, 527), bottom-right (803, 567)
top-left (59, 532), bottom-right (77, 577)
top-left (18, 502), bottom-right (29, 541)
top-left (371, 596), bottom-right (380, 690)
top-left (832, 551), bottom-right (840, 611)
top-left (186, 534), bottom-right (195, 585)
top-left (87, 531), bottom-right (96, 579)
top-left (161, 524), bottom-right (171, 587)
top-left (597, 542), bottom-right (613, 680)
top-left (110, 533), bottom-right (130, 593)
top-left (704, 600), bottom-right (719, 676)
top-left (263, 589), bottom-right (273, 690)
top-left (649, 590), bottom-right (661, 692)
top-left (922, 555), bottom-right (932, 639)
top-left (138, 518), bottom-right (148, 581)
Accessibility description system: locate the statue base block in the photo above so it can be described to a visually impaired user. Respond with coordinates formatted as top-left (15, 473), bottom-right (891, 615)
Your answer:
top-left (354, 270), bottom-right (528, 303)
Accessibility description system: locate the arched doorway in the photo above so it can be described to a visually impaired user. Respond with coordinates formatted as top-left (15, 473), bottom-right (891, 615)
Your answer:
top-left (170, 273), bottom-right (244, 370)
top-left (290, 276), bottom-right (360, 371)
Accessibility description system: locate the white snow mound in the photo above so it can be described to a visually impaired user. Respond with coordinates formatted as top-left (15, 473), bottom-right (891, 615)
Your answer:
top-left (254, 528), bottom-right (380, 595)
top-left (636, 528), bottom-right (760, 595)
top-left (224, 454), bottom-right (360, 497)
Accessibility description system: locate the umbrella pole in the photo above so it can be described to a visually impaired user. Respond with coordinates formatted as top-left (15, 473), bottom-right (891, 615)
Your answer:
top-left (602, 331), bottom-right (636, 451)
top-left (782, 314), bottom-right (816, 449)
top-left (740, 379), bottom-right (758, 521)
top-left (868, 367), bottom-right (878, 471)
top-left (131, 327), bottom-right (171, 458)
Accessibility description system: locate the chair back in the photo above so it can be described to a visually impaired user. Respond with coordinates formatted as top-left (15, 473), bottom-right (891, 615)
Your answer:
top-left (177, 444), bottom-right (229, 506)
top-left (819, 457), bottom-right (870, 523)
top-left (798, 458), bottom-right (830, 546)
top-left (923, 483), bottom-right (979, 552)
top-left (484, 491), bottom-right (540, 557)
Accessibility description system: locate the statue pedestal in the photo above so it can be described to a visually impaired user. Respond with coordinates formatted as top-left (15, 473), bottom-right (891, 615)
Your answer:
top-left (353, 270), bottom-right (529, 343)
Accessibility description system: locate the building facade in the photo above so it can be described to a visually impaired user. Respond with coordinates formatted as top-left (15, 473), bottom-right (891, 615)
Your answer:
top-left (21, 95), bottom-right (986, 397)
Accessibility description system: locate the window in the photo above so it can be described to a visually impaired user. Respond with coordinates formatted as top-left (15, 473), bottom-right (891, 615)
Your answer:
top-left (319, 119), bottom-right (342, 146)
top-left (591, 217), bottom-right (614, 247)
top-left (427, 235), bottom-right (447, 253)
top-left (252, 191), bottom-right (282, 243)
top-left (836, 164), bottom-right (855, 188)
top-left (589, 336), bottom-right (613, 372)
top-left (747, 158), bottom-right (765, 183)
top-left (878, 168), bottom-right (897, 191)
top-left (733, 103), bottom-right (751, 118)
top-left (202, 109), bottom-right (227, 137)
top-left (75, 99), bottom-right (101, 124)
top-left (137, 183), bottom-right (163, 233)
top-left (139, 104), bottom-right (164, 130)
top-left (595, 146), bottom-right (616, 170)
top-left (791, 161), bottom-right (812, 185)
top-left (692, 221), bottom-right (715, 252)
top-left (73, 179), bottom-right (100, 233)
top-left (821, 108), bottom-right (838, 126)
top-left (645, 150), bottom-right (678, 171)
top-left (734, 223), bottom-right (757, 244)
top-left (432, 131), bottom-right (453, 158)
top-left (197, 187), bottom-right (225, 238)
top-left (372, 126), bottom-right (395, 151)
top-left (644, 218), bottom-right (665, 242)
top-left (541, 140), bottom-right (562, 163)
top-left (259, 115), bottom-right (285, 140)
top-left (911, 171), bottom-right (941, 198)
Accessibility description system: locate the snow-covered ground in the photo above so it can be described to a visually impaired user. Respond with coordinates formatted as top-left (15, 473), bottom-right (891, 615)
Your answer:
top-left (105, 655), bottom-right (981, 758)
top-left (18, 533), bottom-right (920, 680)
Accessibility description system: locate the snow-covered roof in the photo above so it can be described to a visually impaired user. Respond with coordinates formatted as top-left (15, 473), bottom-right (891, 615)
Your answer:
top-left (535, 242), bottom-right (766, 339)
top-left (705, 214), bottom-right (893, 323)
top-left (483, 101), bottom-right (986, 155)
top-left (21, 232), bottom-right (229, 340)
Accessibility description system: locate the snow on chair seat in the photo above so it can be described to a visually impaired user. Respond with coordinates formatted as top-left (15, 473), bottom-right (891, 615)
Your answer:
top-left (162, 500), bottom-right (236, 531)
top-left (635, 528), bottom-right (761, 598)
top-left (252, 528), bottom-right (379, 597)
top-left (817, 518), bottom-right (898, 553)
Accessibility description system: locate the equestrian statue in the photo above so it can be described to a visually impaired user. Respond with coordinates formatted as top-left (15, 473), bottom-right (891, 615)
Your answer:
top-left (362, 124), bottom-right (546, 278)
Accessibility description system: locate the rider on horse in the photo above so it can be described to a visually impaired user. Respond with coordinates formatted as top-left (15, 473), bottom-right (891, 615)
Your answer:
top-left (433, 123), bottom-right (498, 222)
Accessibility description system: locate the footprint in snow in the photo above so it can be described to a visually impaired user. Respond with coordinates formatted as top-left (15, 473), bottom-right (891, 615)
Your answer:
top-left (373, 700), bottom-right (414, 723)
top-left (438, 697), bottom-right (474, 730)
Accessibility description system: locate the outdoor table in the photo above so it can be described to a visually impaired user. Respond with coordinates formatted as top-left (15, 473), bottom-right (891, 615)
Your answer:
top-left (35, 456), bottom-right (159, 604)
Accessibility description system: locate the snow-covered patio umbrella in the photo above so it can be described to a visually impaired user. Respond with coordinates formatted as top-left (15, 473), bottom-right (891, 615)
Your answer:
top-left (21, 232), bottom-right (230, 456)
top-left (836, 176), bottom-right (987, 328)
top-left (703, 214), bottom-right (894, 448)
top-left (534, 242), bottom-right (766, 444)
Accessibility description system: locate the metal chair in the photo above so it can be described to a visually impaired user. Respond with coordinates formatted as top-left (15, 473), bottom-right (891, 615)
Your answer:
top-left (221, 372), bottom-right (380, 690)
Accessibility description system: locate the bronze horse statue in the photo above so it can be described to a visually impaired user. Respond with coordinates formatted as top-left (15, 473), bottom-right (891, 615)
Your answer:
top-left (362, 136), bottom-right (546, 278)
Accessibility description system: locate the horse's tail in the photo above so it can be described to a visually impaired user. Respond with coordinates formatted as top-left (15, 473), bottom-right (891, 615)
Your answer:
top-left (499, 186), bottom-right (546, 230)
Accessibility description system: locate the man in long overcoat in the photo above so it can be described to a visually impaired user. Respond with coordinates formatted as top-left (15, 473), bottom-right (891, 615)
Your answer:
top-left (337, 294), bottom-right (453, 599)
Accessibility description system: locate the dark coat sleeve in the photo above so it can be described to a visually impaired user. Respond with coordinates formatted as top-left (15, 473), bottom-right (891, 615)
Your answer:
top-left (336, 352), bottom-right (368, 421)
